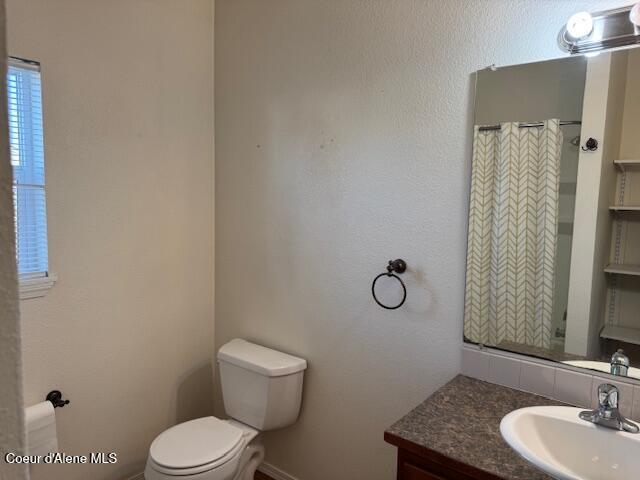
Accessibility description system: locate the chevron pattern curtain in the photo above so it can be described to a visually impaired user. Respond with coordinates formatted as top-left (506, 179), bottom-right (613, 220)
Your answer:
top-left (464, 120), bottom-right (563, 349)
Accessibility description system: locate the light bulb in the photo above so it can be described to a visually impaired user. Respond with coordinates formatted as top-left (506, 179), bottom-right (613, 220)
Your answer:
top-left (631, 3), bottom-right (640, 28)
top-left (566, 11), bottom-right (594, 39)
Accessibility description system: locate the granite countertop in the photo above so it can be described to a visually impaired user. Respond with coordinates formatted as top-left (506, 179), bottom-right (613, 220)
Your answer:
top-left (385, 375), bottom-right (567, 480)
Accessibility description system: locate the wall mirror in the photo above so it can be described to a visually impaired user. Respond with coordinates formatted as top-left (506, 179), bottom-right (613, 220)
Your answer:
top-left (464, 46), bottom-right (640, 379)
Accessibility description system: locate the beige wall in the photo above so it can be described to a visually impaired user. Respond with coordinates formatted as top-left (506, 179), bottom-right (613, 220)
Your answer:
top-left (214, 1), bottom-right (629, 479)
top-left (7, 1), bottom-right (214, 479)
top-left (475, 56), bottom-right (587, 125)
top-left (566, 50), bottom-right (640, 359)
top-left (589, 51), bottom-right (626, 357)
top-left (0, 0), bottom-right (29, 478)
top-left (610, 48), bottom-right (640, 342)
top-left (567, 53), bottom-right (622, 357)
top-left (620, 49), bottom-right (640, 163)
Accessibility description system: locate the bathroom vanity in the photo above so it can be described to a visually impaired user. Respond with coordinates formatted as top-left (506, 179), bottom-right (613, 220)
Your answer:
top-left (384, 375), bottom-right (560, 480)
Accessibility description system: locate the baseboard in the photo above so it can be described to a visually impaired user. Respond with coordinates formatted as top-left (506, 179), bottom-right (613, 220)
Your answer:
top-left (126, 462), bottom-right (295, 480)
top-left (258, 462), bottom-right (299, 480)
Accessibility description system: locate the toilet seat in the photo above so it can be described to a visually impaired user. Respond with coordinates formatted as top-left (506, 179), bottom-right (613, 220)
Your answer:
top-left (148, 417), bottom-right (245, 476)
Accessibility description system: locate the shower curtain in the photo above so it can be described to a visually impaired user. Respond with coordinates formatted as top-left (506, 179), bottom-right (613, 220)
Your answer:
top-left (464, 120), bottom-right (563, 349)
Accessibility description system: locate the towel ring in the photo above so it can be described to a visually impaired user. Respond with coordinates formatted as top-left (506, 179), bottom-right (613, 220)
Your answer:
top-left (371, 259), bottom-right (407, 310)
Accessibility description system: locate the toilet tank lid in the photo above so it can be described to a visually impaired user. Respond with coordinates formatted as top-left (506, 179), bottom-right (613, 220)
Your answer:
top-left (217, 339), bottom-right (307, 377)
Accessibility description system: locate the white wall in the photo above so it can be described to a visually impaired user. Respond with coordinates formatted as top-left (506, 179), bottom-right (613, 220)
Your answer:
top-left (7, 1), bottom-right (214, 479)
top-left (214, 1), bottom-right (629, 479)
top-left (0, 0), bottom-right (29, 477)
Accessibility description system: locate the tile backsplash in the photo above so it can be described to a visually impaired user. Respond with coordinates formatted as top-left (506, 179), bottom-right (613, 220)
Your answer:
top-left (519, 361), bottom-right (555, 398)
top-left (553, 369), bottom-right (593, 411)
top-left (462, 345), bottom-right (640, 420)
top-left (487, 354), bottom-right (521, 389)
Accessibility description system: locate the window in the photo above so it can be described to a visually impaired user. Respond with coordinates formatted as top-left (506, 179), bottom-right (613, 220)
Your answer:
top-left (8, 57), bottom-right (54, 298)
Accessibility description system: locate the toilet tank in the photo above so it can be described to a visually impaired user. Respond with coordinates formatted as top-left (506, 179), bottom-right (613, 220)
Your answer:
top-left (217, 339), bottom-right (307, 431)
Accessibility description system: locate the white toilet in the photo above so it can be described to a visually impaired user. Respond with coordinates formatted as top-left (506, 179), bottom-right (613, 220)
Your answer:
top-left (145, 339), bottom-right (307, 480)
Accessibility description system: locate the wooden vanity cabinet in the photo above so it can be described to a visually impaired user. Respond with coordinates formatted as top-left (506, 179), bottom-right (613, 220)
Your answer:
top-left (385, 432), bottom-right (503, 480)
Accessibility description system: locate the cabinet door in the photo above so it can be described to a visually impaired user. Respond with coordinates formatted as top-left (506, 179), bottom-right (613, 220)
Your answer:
top-left (395, 447), bottom-right (493, 480)
top-left (402, 462), bottom-right (446, 480)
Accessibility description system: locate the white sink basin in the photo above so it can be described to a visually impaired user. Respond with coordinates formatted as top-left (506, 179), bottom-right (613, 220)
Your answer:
top-left (562, 360), bottom-right (640, 380)
top-left (500, 406), bottom-right (640, 480)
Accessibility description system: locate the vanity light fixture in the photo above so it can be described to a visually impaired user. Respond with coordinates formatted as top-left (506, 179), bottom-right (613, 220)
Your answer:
top-left (631, 2), bottom-right (640, 31)
top-left (558, 5), bottom-right (640, 54)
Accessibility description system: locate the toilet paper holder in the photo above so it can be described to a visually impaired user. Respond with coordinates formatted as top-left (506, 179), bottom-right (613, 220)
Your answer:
top-left (46, 390), bottom-right (70, 408)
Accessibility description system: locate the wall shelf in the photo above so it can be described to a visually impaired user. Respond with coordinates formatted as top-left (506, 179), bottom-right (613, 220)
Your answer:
top-left (604, 264), bottom-right (640, 276)
top-left (609, 205), bottom-right (640, 212)
top-left (604, 153), bottom-right (640, 349)
top-left (600, 325), bottom-right (640, 346)
top-left (614, 159), bottom-right (640, 171)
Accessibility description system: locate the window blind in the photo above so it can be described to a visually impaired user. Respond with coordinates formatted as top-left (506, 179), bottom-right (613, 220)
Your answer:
top-left (8, 58), bottom-right (49, 278)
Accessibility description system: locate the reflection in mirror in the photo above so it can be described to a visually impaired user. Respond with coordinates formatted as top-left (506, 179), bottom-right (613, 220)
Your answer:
top-left (463, 48), bottom-right (640, 380)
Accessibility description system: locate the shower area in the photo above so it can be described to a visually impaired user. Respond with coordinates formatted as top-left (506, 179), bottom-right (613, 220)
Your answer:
top-left (464, 56), bottom-right (587, 353)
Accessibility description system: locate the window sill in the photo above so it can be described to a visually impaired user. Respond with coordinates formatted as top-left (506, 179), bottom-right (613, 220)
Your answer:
top-left (19, 274), bottom-right (57, 300)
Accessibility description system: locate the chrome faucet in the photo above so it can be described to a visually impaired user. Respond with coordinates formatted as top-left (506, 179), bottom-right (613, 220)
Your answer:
top-left (579, 384), bottom-right (639, 433)
top-left (611, 349), bottom-right (630, 377)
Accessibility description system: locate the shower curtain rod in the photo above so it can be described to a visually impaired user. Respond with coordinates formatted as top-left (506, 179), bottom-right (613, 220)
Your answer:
top-left (478, 120), bottom-right (582, 132)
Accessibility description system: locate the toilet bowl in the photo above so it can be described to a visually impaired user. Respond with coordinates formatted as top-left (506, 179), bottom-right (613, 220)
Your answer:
top-left (145, 339), bottom-right (306, 480)
top-left (144, 418), bottom-right (264, 480)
